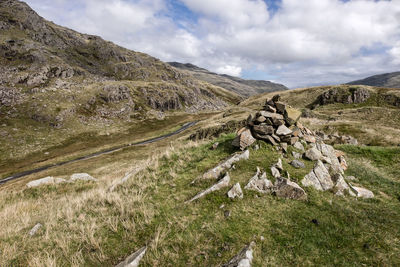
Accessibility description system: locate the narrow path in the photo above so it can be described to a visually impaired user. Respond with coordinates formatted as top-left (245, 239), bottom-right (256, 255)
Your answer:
top-left (0, 121), bottom-right (198, 185)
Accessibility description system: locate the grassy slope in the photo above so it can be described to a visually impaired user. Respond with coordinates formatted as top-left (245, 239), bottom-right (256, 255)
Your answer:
top-left (1, 133), bottom-right (399, 266)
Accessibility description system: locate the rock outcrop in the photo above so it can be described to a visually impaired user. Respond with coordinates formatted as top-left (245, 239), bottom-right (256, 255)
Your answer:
top-left (244, 167), bottom-right (273, 194)
top-left (227, 183), bottom-right (244, 199)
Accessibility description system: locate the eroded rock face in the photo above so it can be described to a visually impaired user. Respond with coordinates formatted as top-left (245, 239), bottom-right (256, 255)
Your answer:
top-left (274, 178), bottom-right (307, 200)
top-left (222, 241), bottom-right (255, 267)
top-left (316, 87), bottom-right (371, 106)
top-left (202, 150), bottom-right (250, 180)
top-left (187, 173), bottom-right (231, 203)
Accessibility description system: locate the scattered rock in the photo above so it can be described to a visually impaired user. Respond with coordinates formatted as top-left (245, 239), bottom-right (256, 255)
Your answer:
top-left (227, 183), bottom-right (244, 199)
top-left (202, 150), bottom-right (249, 180)
top-left (270, 167), bottom-right (280, 178)
top-left (224, 210), bottom-right (231, 218)
top-left (304, 147), bottom-right (323, 161)
top-left (29, 223), bottom-right (42, 236)
top-left (303, 135), bottom-right (316, 143)
top-left (244, 167), bottom-right (273, 193)
top-left (332, 173), bottom-right (355, 197)
top-left (346, 176), bottom-right (357, 181)
top-left (349, 184), bottom-right (374, 199)
top-left (222, 241), bottom-right (255, 267)
top-left (280, 142), bottom-right (288, 153)
top-left (116, 246), bottom-right (147, 267)
top-left (274, 158), bottom-right (283, 171)
top-left (274, 178), bottom-right (307, 200)
top-left (187, 173), bottom-right (231, 203)
top-left (290, 160), bottom-right (305, 169)
top-left (70, 173), bottom-right (97, 182)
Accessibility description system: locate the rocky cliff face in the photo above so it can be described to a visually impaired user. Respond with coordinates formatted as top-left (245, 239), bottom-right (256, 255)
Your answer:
top-left (0, 0), bottom-right (241, 127)
top-left (168, 62), bottom-right (288, 98)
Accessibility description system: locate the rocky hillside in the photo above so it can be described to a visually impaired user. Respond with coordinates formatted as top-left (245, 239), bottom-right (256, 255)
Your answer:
top-left (0, 0), bottom-right (242, 163)
top-left (347, 71), bottom-right (400, 88)
top-left (168, 62), bottom-right (288, 97)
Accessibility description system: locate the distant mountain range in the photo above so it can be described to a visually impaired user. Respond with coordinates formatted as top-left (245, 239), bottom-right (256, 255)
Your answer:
top-left (168, 62), bottom-right (288, 97)
top-left (347, 71), bottom-right (400, 88)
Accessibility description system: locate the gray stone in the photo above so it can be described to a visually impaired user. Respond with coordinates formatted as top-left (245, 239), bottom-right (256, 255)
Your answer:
top-left (26, 177), bottom-right (55, 188)
top-left (349, 184), bottom-right (374, 198)
top-left (280, 143), bottom-right (288, 153)
top-left (274, 178), bottom-right (307, 200)
top-left (274, 158), bottom-right (283, 171)
top-left (290, 160), bottom-right (305, 169)
top-left (253, 124), bottom-right (274, 135)
top-left (244, 167), bottom-right (273, 193)
top-left (70, 173), bottom-right (97, 182)
top-left (210, 142), bottom-right (219, 150)
top-left (116, 246), bottom-right (147, 267)
top-left (270, 166), bottom-right (280, 178)
top-left (276, 125), bottom-right (292, 136)
top-left (302, 171), bottom-right (323, 191)
top-left (227, 183), bottom-right (244, 199)
top-left (332, 173), bottom-right (355, 197)
top-left (222, 241), bottom-right (255, 267)
top-left (293, 141), bottom-right (304, 151)
top-left (232, 129), bottom-right (256, 151)
top-left (315, 143), bottom-right (343, 174)
top-left (29, 223), bottom-right (42, 236)
top-left (292, 151), bottom-right (302, 159)
top-left (202, 150), bottom-right (249, 180)
top-left (313, 160), bottom-right (334, 190)
top-left (304, 147), bottom-right (323, 161)
top-left (259, 111), bottom-right (284, 120)
top-left (187, 173), bottom-right (231, 203)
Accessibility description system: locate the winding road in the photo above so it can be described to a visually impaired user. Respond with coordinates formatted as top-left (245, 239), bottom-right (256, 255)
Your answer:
top-left (0, 121), bottom-right (197, 185)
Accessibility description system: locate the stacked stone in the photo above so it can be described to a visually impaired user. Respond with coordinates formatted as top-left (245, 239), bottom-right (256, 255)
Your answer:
top-left (233, 94), bottom-right (302, 150)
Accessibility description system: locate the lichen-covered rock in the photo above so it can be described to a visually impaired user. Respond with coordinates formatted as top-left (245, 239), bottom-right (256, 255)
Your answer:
top-left (227, 183), bottom-right (244, 199)
top-left (274, 178), bottom-right (307, 200)
top-left (304, 147), bottom-right (323, 161)
top-left (232, 129), bottom-right (256, 151)
top-left (244, 167), bottom-right (273, 193)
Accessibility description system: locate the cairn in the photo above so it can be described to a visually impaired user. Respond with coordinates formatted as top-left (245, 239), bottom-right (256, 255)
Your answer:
top-left (233, 94), bottom-right (303, 150)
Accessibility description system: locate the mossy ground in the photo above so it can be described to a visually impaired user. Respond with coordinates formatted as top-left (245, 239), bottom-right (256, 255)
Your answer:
top-left (1, 133), bottom-right (399, 266)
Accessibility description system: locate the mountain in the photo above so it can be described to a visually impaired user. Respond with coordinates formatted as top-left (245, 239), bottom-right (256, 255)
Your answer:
top-left (347, 71), bottom-right (400, 88)
top-left (0, 0), bottom-right (242, 162)
top-left (168, 62), bottom-right (288, 97)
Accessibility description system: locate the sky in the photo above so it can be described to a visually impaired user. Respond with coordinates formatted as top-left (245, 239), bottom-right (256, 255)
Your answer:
top-left (24, 0), bottom-right (400, 88)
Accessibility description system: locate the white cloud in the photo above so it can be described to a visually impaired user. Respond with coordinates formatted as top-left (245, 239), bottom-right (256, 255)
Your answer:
top-left (24, 0), bottom-right (400, 88)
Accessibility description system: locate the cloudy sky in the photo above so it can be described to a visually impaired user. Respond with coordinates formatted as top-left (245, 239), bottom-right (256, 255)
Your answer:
top-left (25, 0), bottom-right (400, 88)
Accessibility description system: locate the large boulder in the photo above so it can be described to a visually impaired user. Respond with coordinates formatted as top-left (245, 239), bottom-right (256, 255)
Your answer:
top-left (26, 176), bottom-right (67, 188)
top-left (274, 178), bottom-right (307, 200)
